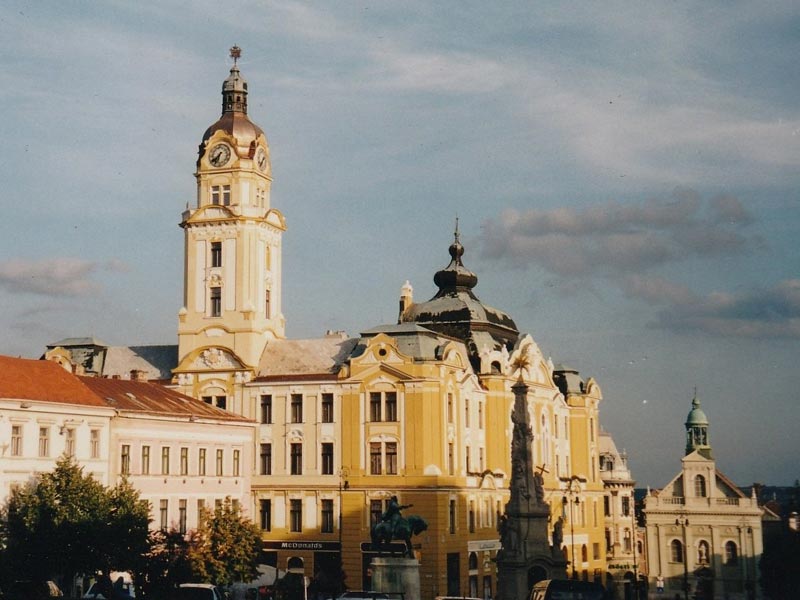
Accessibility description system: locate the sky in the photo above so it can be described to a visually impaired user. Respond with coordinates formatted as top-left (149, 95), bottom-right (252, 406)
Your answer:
top-left (0, 1), bottom-right (798, 488)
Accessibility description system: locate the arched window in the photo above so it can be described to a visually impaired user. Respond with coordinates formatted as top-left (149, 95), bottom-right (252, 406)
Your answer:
top-left (670, 539), bottom-right (684, 563)
top-left (725, 541), bottom-right (738, 564)
top-left (469, 552), bottom-right (479, 570)
top-left (694, 474), bottom-right (707, 497)
top-left (581, 544), bottom-right (588, 562)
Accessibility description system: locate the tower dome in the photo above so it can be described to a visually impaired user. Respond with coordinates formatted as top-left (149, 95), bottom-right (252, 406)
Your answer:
top-left (400, 223), bottom-right (518, 368)
top-left (685, 390), bottom-right (711, 456)
top-left (200, 46), bottom-right (267, 161)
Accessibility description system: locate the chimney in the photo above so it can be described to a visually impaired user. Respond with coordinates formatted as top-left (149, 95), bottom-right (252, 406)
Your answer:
top-left (130, 369), bottom-right (148, 382)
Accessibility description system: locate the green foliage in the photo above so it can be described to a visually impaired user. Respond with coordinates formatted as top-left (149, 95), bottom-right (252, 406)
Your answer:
top-left (136, 528), bottom-right (193, 599)
top-left (186, 497), bottom-right (261, 585)
top-left (1, 455), bottom-right (151, 584)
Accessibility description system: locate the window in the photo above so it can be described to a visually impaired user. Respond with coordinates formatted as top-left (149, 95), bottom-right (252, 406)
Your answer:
top-left (265, 289), bottom-right (271, 317)
top-left (478, 401), bottom-right (484, 429)
top-left (370, 500), bottom-right (383, 527)
top-left (623, 528), bottom-right (632, 552)
top-left (90, 429), bottom-right (100, 458)
top-left (260, 443), bottom-right (272, 475)
top-left (11, 425), bottom-right (22, 456)
top-left (211, 185), bottom-right (231, 206)
top-left (479, 447), bottom-right (484, 471)
top-left (38, 427), bottom-right (49, 457)
top-left (321, 499), bottom-right (334, 533)
top-left (64, 428), bottom-right (75, 457)
top-left (670, 540), bottom-right (684, 563)
top-left (604, 495), bottom-right (611, 517)
top-left (216, 449), bottom-right (224, 476)
top-left (466, 446), bottom-right (471, 472)
top-left (160, 499), bottom-right (168, 530)
top-left (290, 499), bottom-right (302, 532)
top-left (210, 287), bottom-right (221, 317)
top-left (179, 499), bottom-right (187, 534)
top-left (259, 499), bottom-right (272, 531)
top-left (180, 447), bottom-right (189, 475)
top-left (216, 396), bottom-right (227, 410)
top-left (211, 241), bottom-right (222, 267)
top-left (447, 393), bottom-right (454, 423)
top-left (448, 442), bottom-right (455, 476)
top-left (233, 449), bottom-right (240, 477)
top-left (469, 501), bottom-right (476, 533)
top-left (161, 447), bottom-right (170, 474)
top-left (198, 498), bottom-right (205, 518)
top-left (695, 474), bottom-right (707, 498)
top-left (622, 496), bottom-right (630, 517)
top-left (121, 445), bottom-right (131, 475)
top-left (605, 528), bottom-right (612, 553)
top-left (725, 541), bottom-right (738, 564)
top-left (386, 442), bottom-right (398, 475)
top-left (232, 499), bottom-right (240, 513)
top-left (385, 392), bottom-right (397, 422)
top-left (321, 393), bottom-right (334, 423)
top-left (581, 544), bottom-right (588, 562)
top-left (291, 394), bottom-right (303, 423)
top-left (142, 446), bottom-right (150, 475)
top-left (199, 448), bottom-right (207, 476)
top-left (370, 392), bottom-right (381, 422)
top-left (370, 442), bottom-right (382, 475)
top-left (290, 443), bottom-right (302, 475)
top-left (593, 543), bottom-right (601, 560)
top-left (260, 395), bottom-right (273, 424)
top-left (321, 443), bottom-right (334, 475)
top-left (590, 418), bottom-right (595, 442)
top-left (449, 500), bottom-right (456, 534)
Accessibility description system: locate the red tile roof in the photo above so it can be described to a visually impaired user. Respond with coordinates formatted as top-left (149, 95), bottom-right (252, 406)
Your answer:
top-left (0, 355), bottom-right (107, 407)
top-left (79, 376), bottom-right (251, 422)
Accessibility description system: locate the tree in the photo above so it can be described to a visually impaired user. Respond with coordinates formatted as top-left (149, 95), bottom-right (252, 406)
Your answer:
top-left (186, 497), bottom-right (261, 585)
top-left (1, 455), bottom-right (150, 587)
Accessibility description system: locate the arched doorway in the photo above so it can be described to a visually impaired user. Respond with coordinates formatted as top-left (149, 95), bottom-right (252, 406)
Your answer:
top-left (528, 565), bottom-right (549, 591)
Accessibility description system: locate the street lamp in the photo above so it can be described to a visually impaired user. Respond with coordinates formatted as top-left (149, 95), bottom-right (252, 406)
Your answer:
top-left (338, 467), bottom-right (350, 593)
top-left (562, 476), bottom-right (581, 580)
top-left (675, 515), bottom-right (689, 600)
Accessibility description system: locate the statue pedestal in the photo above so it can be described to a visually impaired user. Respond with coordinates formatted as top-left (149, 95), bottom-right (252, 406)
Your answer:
top-left (370, 557), bottom-right (420, 600)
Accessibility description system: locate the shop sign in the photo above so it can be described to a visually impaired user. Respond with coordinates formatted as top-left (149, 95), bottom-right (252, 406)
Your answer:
top-left (263, 541), bottom-right (341, 551)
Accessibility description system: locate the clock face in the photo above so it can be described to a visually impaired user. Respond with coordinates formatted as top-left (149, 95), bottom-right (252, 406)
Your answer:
top-left (256, 147), bottom-right (268, 172)
top-left (208, 143), bottom-right (231, 167)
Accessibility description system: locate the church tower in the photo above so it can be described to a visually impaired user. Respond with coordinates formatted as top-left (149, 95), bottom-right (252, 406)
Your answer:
top-left (176, 47), bottom-right (285, 376)
top-left (685, 391), bottom-right (711, 457)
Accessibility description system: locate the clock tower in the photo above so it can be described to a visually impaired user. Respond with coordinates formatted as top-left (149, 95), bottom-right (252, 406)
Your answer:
top-left (176, 47), bottom-right (285, 383)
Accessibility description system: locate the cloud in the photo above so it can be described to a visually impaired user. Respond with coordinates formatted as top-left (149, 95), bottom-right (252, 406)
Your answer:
top-left (0, 258), bottom-right (127, 297)
top-left (479, 189), bottom-right (758, 276)
top-left (623, 276), bottom-right (800, 339)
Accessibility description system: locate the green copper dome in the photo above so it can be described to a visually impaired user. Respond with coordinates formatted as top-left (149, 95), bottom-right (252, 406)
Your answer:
top-left (685, 394), bottom-right (708, 426)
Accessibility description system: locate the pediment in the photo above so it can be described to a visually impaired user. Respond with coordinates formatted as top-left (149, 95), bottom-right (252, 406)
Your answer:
top-left (176, 346), bottom-right (246, 373)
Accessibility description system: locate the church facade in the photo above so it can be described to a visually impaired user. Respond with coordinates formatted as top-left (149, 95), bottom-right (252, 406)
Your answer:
top-left (643, 395), bottom-right (762, 600)
top-left (45, 49), bottom-right (613, 598)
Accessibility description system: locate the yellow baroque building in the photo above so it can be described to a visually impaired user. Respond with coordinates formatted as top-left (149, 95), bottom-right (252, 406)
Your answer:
top-left (46, 49), bottom-right (610, 598)
top-left (166, 50), bottom-right (609, 598)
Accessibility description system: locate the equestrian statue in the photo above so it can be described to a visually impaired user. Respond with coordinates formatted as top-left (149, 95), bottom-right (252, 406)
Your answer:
top-left (370, 496), bottom-right (428, 558)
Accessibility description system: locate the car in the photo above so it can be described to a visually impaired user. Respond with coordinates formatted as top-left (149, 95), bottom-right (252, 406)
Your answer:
top-left (83, 580), bottom-right (136, 599)
top-left (177, 584), bottom-right (225, 600)
top-left (6, 580), bottom-right (63, 600)
top-left (335, 593), bottom-right (390, 600)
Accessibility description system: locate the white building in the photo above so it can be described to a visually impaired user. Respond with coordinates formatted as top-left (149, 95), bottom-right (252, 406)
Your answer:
top-left (0, 355), bottom-right (114, 503)
top-left (0, 354), bottom-right (256, 535)
top-left (644, 395), bottom-right (762, 600)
